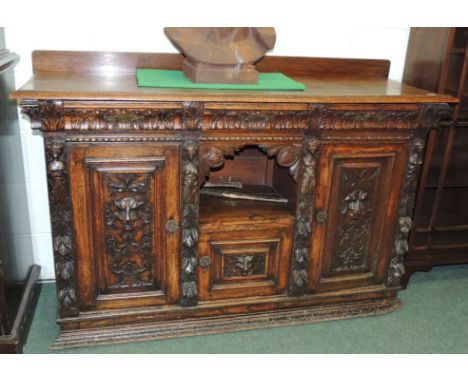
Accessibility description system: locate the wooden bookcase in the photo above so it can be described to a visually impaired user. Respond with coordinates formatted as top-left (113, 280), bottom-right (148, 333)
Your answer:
top-left (403, 27), bottom-right (468, 286)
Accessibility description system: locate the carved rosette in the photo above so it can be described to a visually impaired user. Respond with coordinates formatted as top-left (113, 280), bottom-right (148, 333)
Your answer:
top-left (289, 134), bottom-right (320, 296)
top-left (44, 137), bottom-right (79, 317)
top-left (386, 131), bottom-right (426, 287)
top-left (180, 140), bottom-right (200, 306)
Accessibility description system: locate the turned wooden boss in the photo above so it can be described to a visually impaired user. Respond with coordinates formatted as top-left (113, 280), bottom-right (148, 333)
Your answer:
top-left (164, 27), bottom-right (276, 84)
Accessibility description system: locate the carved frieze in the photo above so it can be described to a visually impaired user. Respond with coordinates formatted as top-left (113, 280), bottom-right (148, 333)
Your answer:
top-left (180, 141), bottom-right (200, 306)
top-left (21, 101), bottom-right (441, 132)
top-left (331, 168), bottom-right (379, 273)
top-left (312, 105), bottom-right (424, 130)
top-left (44, 137), bottom-right (79, 317)
top-left (289, 134), bottom-right (320, 296)
top-left (204, 109), bottom-right (310, 130)
top-left (63, 108), bottom-right (183, 130)
top-left (104, 174), bottom-right (153, 290)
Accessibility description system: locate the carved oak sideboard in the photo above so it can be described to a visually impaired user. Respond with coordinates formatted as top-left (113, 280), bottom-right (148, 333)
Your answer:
top-left (11, 51), bottom-right (456, 348)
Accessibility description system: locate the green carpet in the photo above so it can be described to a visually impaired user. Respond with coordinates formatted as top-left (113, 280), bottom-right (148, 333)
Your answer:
top-left (24, 265), bottom-right (468, 353)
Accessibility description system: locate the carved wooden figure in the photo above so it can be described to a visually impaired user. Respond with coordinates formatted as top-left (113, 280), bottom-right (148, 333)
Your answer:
top-left (11, 51), bottom-right (456, 348)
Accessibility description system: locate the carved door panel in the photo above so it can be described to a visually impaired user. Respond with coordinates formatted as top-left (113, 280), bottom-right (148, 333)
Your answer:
top-left (68, 144), bottom-right (179, 310)
top-left (198, 225), bottom-right (293, 300)
top-left (308, 142), bottom-right (407, 292)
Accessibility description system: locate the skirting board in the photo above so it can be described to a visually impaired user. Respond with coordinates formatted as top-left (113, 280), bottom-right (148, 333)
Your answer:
top-left (52, 297), bottom-right (400, 349)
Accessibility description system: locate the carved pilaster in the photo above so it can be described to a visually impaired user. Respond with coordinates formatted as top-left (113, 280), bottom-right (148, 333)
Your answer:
top-left (289, 134), bottom-right (321, 296)
top-left (44, 136), bottom-right (79, 317)
top-left (180, 140), bottom-right (200, 306)
top-left (386, 130), bottom-right (427, 287)
top-left (21, 100), bottom-right (64, 131)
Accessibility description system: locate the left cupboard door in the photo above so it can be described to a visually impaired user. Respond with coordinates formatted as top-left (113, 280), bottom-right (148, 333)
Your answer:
top-left (68, 143), bottom-right (180, 311)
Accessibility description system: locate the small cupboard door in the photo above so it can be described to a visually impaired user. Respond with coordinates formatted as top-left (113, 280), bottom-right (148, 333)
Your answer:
top-left (198, 222), bottom-right (293, 301)
top-left (68, 143), bottom-right (179, 310)
top-left (308, 142), bottom-right (407, 292)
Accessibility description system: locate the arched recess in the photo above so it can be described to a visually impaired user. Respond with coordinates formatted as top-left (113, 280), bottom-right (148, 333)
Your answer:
top-left (199, 142), bottom-right (303, 186)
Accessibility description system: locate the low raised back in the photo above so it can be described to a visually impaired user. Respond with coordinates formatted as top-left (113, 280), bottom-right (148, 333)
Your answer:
top-left (31, 51), bottom-right (391, 78)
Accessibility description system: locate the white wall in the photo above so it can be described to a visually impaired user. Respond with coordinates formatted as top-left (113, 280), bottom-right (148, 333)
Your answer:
top-left (4, 26), bottom-right (410, 280)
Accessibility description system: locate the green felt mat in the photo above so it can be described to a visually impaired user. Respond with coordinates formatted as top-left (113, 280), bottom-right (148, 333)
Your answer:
top-left (136, 69), bottom-right (305, 91)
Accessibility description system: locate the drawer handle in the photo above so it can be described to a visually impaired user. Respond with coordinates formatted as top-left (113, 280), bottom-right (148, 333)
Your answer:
top-left (315, 210), bottom-right (328, 224)
top-left (199, 256), bottom-right (212, 269)
top-left (165, 218), bottom-right (179, 234)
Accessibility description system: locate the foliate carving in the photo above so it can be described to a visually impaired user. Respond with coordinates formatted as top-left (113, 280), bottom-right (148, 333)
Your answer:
top-left (312, 105), bottom-right (422, 130)
top-left (387, 132), bottom-right (426, 287)
top-left (45, 137), bottom-right (79, 317)
top-left (182, 101), bottom-right (204, 130)
top-left (180, 141), bottom-right (200, 306)
top-left (104, 174), bottom-right (153, 290)
top-left (204, 109), bottom-right (310, 130)
top-left (332, 168), bottom-right (379, 272)
top-left (223, 254), bottom-right (266, 277)
top-left (21, 100), bottom-right (64, 131)
top-left (419, 104), bottom-right (452, 129)
top-left (63, 109), bottom-right (183, 130)
top-left (289, 134), bottom-right (320, 296)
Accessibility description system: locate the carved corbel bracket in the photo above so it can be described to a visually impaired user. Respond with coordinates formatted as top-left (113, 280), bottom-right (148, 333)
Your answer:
top-left (20, 100), bottom-right (64, 131)
top-left (199, 142), bottom-right (303, 184)
top-left (259, 144), bottom-right (303, 182)
top-left (199, 144), bottom-right (243, 184)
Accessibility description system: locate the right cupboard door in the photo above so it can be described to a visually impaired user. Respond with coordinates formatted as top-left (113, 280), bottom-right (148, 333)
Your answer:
top-left (308, 141), bottom-right (407, 292)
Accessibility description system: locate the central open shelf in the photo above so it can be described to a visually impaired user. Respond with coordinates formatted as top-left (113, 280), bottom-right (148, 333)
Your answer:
top-left (199, 145), bottom-right (298, 223)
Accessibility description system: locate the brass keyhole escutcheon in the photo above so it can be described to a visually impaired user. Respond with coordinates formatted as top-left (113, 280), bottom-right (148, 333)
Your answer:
top-left (199, 256), bottom-right (212, 269)
top-left (165, 218), bottom-right (179, 234)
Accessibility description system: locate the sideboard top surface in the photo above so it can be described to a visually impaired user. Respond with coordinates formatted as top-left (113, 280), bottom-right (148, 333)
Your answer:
top-left (11, 51), bottom-right (457, 104)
